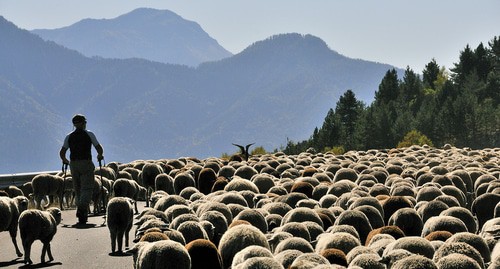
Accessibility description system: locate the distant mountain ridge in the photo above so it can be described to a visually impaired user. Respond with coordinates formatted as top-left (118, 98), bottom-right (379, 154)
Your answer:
top-left (31, 8), bottom-right (233, 66)
top-left (0, 15), bottom-right (402, 173)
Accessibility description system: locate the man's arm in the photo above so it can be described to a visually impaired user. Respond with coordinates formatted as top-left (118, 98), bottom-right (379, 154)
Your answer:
top-left (59, 147), bottom-right (69, 164)
top-left (95, 144), bottom-right (104, 161)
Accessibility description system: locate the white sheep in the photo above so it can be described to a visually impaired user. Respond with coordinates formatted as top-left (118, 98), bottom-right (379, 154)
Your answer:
top-left (106, 197), bottom-right (134, 254)
top-left (31, 173), bottom-right (65, 210)
top-left (0, 196), bottom-right (29, 257)
top-left (127, 240), bottom-right (191, 269)
top-left (18, 207), bottom-right (62, 265)
top-left (231, 245), bottom-right (274, 268)
top-left (218, 224), bottom-right (270, 268)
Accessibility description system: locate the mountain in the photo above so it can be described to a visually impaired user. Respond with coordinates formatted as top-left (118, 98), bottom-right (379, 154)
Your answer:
top-left (0, 16), bottom-right (402, 173)
top-left (31, 8), bottom-right (233, 67)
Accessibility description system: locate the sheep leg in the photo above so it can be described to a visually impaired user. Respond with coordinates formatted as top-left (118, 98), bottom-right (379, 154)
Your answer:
top-left (41, 242), bottom-right (54, 263)
top-left (22, 240), bottom-right (33, 265)
top-left (110, 230), bottom-right (117, 253)
top-left (117, 230), bottom-right (125, 253)
top-left (9, 229), bottom-right (22, 257)
top-left (125, 223), bottom-right (132, 248)
top-left (134, 201), bottom-right (139, 215)
top-left (59, 192), bottom-right (64, 211)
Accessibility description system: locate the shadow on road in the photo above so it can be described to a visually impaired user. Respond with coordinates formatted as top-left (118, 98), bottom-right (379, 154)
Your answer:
top-left (19, 261), bottom-right (62, 268)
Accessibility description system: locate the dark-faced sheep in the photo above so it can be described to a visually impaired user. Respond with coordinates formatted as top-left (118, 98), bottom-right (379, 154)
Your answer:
top-left (107, 197), bottom-right (134, 254)
top-left (0, 196), bottom-right (29, 257)
top-left (18, 207), bottom-right (62, 265)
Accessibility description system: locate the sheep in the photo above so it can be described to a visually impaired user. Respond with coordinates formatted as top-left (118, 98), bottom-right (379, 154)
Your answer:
top-left (390, 254), bottom-right (437, 269)
top-left (365, 226), bottom-right (405, 246)
top-left (380, 195), bottom-right (414, 224)
top-left (318, 248), bottom-right (347, 266)
top-left (197, 167), bottom-right (218, 195)
top-left (140, 162), bottom-right (164, 207)
top-left (154, 173), bottom-right (175, 194)
top-left (106, 197), bottom-right (134, 254)
top-left (18, 207), bottom-right (62, 265)
top-left (382, 236), bottom-right (435, 259)
top-left (233, 208), bottom-right (268, 233)
top-left (439, 206), bottom-right (478, 233)
top-left (31, 173), bottom-right (65, 210)
top-left (281, 207), bottom-right (323, 228)
top-left (234, 165), bottom-right (259, 180)
top-left (274, 237), bottom-right (314, 254)
top-left (218, 224), bottom-right (270, 268)
top-left (164, 204), bottom-right (193, 222)
top-left (315, 232), bottom-right (360, 256)
top-left (421, 215), bottom-right (468, 237)
top-left (445, 232), bottom-right (491, 264)
top-left (349, 253), bottom-right (385, 269)
top-left (274, 249), bottom-right (303, 269)
top-left (176, 220), bottom-right (210, 244)
top-left (199, 210), bottom-right (228, 246)
top-left (173, 171), bottom-right (197, 194)
top-left (19, 181), bottom-right (33, 199)
top-left (433, 242), bottom-right (484, 269)
top-left (137, 227), bottom-right (169, 242)
top-left (251, 174), bottom-right (276, 194)
top-left (113, 178), bottom-right (146, 214)
top-left (277, 222), bottom-right (311, 242)
top-left (127, 240), bottom-right (191, 269)
top-left (153, 194), bottom-right (188, 212)
top-left (333, 210), bottom-right (372, 244)
top-left (388, 207), bottom-right (423, 236)
top-left (288, 252), bottom-right (330, 269)
top-left (435, 253), bottom-right (482, 269)
top-left (472, 193), bottom-right (500, 230)
top-left (231, 245), bottom-right (274, 268)
top-left (169, 213), bottom-right (200, 229)
top-left (4, 185), bottom-right (24, 197)
top-left (0, 196), bottom-right (29, 257)
top-left (353, 205), bottom-right (384, 230)
top-left (196, 201), bottom-right (234, 225)
top-left (224, 177), bottom-right (260, 193)
top-left (185, 239), bottom-right (223, 269)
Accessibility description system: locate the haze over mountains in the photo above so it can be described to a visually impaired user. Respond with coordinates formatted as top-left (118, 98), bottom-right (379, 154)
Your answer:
top-left (31, 8), bottom-right (233, 66)
top-left (0, 8), bottom-right (402, 173)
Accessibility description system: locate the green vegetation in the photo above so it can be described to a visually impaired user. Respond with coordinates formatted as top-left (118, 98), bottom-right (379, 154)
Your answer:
top-left (397, 130), bottom-right (433, 148)
top-left (283, 36), bottom-right (500, 154)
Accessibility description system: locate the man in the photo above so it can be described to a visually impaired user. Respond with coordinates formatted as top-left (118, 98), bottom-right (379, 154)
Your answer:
top-left (59, 114), bottom-right (104, 224)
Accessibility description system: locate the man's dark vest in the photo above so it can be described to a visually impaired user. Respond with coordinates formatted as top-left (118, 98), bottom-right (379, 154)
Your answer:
top-left (68, 129), bottom-right (92, 161)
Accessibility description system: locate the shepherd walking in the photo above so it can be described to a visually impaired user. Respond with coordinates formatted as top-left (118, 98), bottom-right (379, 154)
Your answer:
top-left (59, 114), bottom-right (104, 224)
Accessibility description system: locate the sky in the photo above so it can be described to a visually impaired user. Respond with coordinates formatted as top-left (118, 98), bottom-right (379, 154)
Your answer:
top-left (1, 0), bottom-right (499, 73)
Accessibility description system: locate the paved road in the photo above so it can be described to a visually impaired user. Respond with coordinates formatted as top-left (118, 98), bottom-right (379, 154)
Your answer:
top-left (0, 202), bottom-right (147, 269)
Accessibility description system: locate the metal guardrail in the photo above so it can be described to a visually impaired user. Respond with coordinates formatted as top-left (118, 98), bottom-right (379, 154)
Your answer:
top-left (0, 171), bottom-right (59, 189)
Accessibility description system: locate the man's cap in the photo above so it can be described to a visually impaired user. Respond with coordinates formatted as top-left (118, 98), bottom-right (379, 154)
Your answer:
top-left (72, 114), bottom-right (87, 124)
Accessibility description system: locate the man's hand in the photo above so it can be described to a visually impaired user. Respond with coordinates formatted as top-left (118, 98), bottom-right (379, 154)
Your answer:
top-left (62, 158), bottom-right (69, 165)
top-left (97, 154), bottom-right (104, 162)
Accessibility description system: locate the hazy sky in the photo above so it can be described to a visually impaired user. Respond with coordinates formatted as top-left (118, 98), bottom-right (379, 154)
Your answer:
top-left (1, 0), bottom-right (499, 72)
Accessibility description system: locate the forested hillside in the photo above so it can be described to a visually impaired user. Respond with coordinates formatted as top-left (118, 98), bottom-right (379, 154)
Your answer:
top-left (284, 37), bottom-right (500, 154)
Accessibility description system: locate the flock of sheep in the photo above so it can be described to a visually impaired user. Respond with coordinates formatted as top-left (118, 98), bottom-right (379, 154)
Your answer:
top-left (1, 144), bottom-right (500, 269)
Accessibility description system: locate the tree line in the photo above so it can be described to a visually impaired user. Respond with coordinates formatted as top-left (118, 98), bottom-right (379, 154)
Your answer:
top-left (282, 36), bottom-right (500, 154)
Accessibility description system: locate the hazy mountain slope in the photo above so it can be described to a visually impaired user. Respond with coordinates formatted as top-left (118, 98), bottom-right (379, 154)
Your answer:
top-left (0, 17), bottom-right (401, 173)
top-left (31, 8), bottom-right (233, 67)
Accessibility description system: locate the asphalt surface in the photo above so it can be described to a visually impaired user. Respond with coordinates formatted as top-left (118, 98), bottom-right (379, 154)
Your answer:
top-left (0, 202), bottom-right (147, 269)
